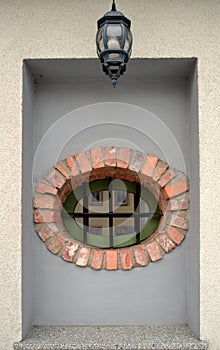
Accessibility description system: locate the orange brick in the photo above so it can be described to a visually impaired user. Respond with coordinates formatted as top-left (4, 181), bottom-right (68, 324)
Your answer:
top-left (47, 235), bottom-right (66, 254)
top-left (166, 226), bottom-right (185, 245)
top-left (36, 224), bottom-right (55, 242)
top-left (129, 151), bottom-right (146, 173)
top-left (90, 147), bottom-right (105, 169)
top-left (146, 241), bottom-right (162, 262)
top-left (91, 250), bottom-right (104, 270)
top-left (120, 249), bottom-right (133, 270)
top-left (36, 182), bottom-right (58, 195)
top-left (170, 215), bottom-right (188, 229)
top-left (66, 156), bottom-right (80, 177)
top-left (76, 247), bottom-right (91, 267)
top-left (153, 162), bottom-right (168, 182)
top-left (141, 155), bottom-right (158, 177)
top-left (55, 162), bottom-right (71, 180)
top-left (106, 250), bottom-right (118, 270)
top-left (105, 146), bottom-right (116, 167)
top-left (117, 148), bottom-right (130, 169)
top-left (156, 234), bottom-right (175, 253)
top-left (45, 169), bottom-right (66, 189)
top-left (158, 170), bottom-right (176, 187)
top-left (34, 195), bottom-right (62, 211)
top-left (34, 209), bottom-right (62, 223)
top-left (167, 198), bottom-right (189, 211)
top-left (61, 242), bottom-right (79, 262)
top-left (75, 151), bottom-right (92, 174)
top-left (133, 246), bottom-right (148, 267)
top-left (163, 181), bottom-right (188, 199)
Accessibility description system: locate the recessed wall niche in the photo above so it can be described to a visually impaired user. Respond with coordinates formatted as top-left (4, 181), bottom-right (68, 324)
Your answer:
top-left (22, 59), bottom-right (199, 338)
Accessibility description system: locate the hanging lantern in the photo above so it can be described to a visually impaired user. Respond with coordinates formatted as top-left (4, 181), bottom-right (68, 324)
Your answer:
top-left (96, 0), bottom-right (133, 87)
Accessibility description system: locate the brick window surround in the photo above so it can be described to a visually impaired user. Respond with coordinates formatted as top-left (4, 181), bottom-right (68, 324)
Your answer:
top-left (34, 146), bottom-right (189, 271)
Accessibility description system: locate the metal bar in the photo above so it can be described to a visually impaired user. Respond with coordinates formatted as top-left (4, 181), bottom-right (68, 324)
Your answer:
top-left (109, 184), bottom-right (113, 248)
top-left (83, 183), bottom-right (88, 245)
top-left (71, 212), bottom-right (161, 218)
top-left (134, 184), bottom-right (141, 244)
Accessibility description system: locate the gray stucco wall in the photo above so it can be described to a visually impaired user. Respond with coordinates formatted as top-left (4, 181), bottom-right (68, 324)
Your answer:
top-left (186, 64), bottom-right (200, 336)
top-left (0, 1), bottom-right (219, 349)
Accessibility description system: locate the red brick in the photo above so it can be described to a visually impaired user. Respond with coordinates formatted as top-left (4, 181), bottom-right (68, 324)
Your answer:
top-left (106, 250), bottom-right (118, 270)
top-left (105, 146), bottom-right (116, 167)
top-left (95, 172), bottom-right (106, 180)
top-left (47, 235), bottom-right (66, 254)
top-left (34, 209), bottom-right (62, 223)
top-left (76, 247), bottom-right (91, 267)
top-left (117, 148), bottom-right (130, 169)
top-left (66, 156), bottom-right (80, 177)
top-left (61, 180), bottom-right (73, 196)
top-left (34, 195), bottom-right (62, 211)
top-left (166, 226), bottom-right (185, 245)
top-left (141, 155), bottom-right (158, 177)
top-left (146, 241), bottom-right (162, 262)
top-left (91, 250), bottom-right (104, 270)
top-left (158, 197), bottom-right (168, 213)
top-left (129, 151), bottom-right (146, 173)
top-left (123, 173), bottom-right (137, 182)
top-left (88, 173), bottom-right (98, 181)
top-left (90, 147), bottom-right (105, 169)
top-left (163, 181), bottom-right (188, 199)
top-left (61, 242), bottom-right (79, 262)
top-left (158, 170), bottom-right (176, 187)
top-left (35, 182), bottom-right (58, 195)
top-left (120, 249), bottom-right (133, 270)
top-left (170, 215), bottom-right (188, 229)
top-left (55, 162), bottom-right (71, 180)
top-left (132, 246), bottom-right (148, 267)
top-left (75, 151), bottom-right (92, 174)
top-left (45, 169), bottom-right (66, 189)
top-left (153, 162), bottom-right (168, 182)
top-left (167, 198), bottom-right (189, 211)
top-left (156, 234), bottom-right (175, 253)
top-left (58, 192), bottom-right (67, 203)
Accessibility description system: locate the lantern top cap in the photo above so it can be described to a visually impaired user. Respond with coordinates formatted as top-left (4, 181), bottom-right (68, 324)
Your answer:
top-left (97, 2), bottom-right (131, 29)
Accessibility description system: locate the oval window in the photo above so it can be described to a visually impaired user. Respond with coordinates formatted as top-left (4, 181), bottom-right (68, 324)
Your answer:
top-left (62, 179), bottom-right (161, 248)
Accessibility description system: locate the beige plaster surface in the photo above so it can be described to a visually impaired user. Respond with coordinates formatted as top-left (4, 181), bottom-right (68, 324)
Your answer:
top-left (0, 1), bottom-right (219, 349)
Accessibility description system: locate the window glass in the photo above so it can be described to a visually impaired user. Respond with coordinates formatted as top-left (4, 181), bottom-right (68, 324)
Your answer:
top-left (63, 179), bottom-right (161, 248)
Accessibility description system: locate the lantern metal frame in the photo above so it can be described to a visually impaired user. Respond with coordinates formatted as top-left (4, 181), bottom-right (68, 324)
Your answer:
top-left (96, 0), bottom-right (133, 87)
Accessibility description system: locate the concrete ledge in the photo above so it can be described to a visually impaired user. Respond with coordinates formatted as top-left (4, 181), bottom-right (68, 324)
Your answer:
top-left (14, 325), bottom-right (208, 350)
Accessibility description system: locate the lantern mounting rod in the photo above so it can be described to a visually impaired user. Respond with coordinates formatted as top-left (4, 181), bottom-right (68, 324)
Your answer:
top-left (112, 0), bottom-right (116, 11)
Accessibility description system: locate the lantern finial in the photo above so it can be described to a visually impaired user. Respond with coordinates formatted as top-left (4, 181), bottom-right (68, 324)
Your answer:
top-left (112, 0), bottom-right (116, 11)
top-left (112, 78), bottom-right (117, 88)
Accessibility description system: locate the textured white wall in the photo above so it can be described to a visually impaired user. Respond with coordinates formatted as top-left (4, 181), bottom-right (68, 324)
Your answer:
top-left (0, 1), bottom-right (219, 349)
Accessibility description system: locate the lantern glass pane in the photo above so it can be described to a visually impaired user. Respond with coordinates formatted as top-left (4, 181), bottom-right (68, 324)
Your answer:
top-left (107, 24), bottom-right (122, 49)
top-left (124, 28), bottom-right (132, 53)
top-left (97, 26), bottom-right (105, 52)
top-left (106, 24), bottom-right (122, 59)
